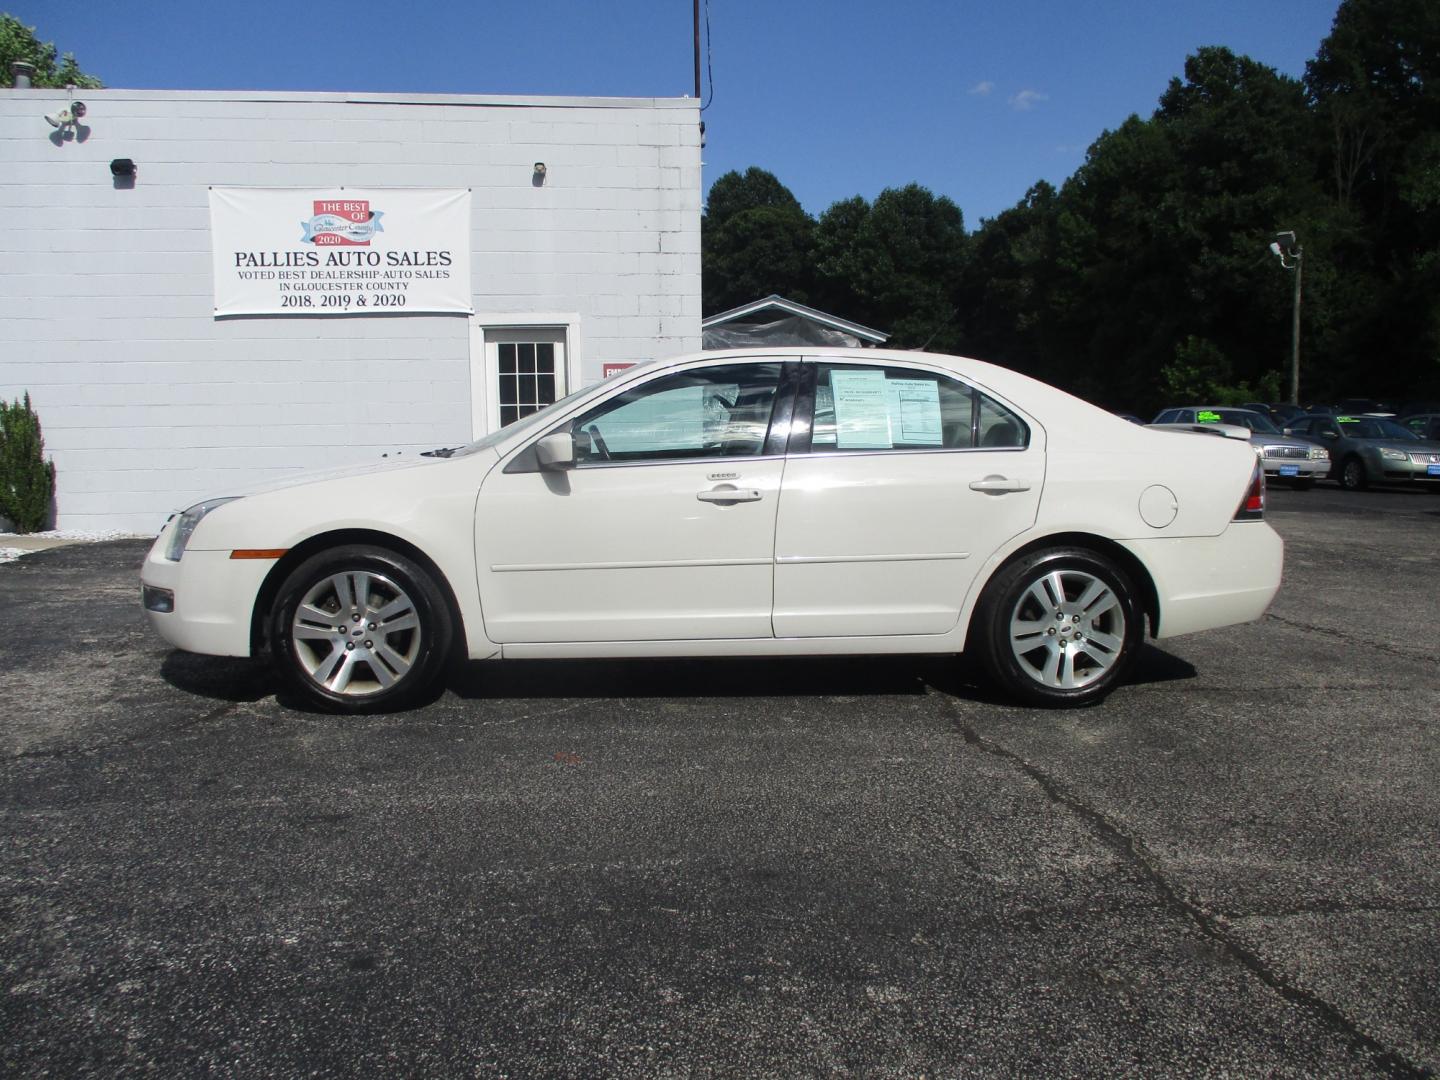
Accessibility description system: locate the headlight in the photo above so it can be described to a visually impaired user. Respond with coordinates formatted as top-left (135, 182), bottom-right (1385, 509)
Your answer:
top-left (1308, 447), bottom-right (1330, 460)
top-left (1380, 448), bottom-right (1407, 461)
top-left (165, 497), bottom-right (241, 561)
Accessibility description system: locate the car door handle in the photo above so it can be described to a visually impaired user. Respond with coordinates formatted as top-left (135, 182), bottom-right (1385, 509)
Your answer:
top-left (969, 475), bottom-right (1032, 494)
top-left (697, 487), bottom-right (763, 503)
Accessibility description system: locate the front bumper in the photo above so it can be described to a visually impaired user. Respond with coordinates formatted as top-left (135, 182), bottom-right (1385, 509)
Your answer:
top-left (1261, 457), bottom-right (1328, 480)
top-left (140, 526), bottom-right (276, 657)
top-left (1120, 522), bottom-right (1284, 640)
top-left (1377, 458), bottom-right (1440, 483)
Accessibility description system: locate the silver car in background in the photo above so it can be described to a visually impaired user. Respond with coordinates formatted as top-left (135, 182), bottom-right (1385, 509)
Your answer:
top-left (1284, 414), bottom-right (1440, 491)
top-left (1150, 406), bottom-right (1330, 488)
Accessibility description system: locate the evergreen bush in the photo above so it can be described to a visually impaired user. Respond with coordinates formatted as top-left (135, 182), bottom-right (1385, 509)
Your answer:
top-left (0, 393), bottom-right (56, 533)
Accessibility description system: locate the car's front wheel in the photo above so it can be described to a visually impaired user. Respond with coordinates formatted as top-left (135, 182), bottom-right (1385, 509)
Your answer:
top-left (270, 545), bottom-right (453, 713)
top-left (974, 547), bottom-right (1143, 708)
top-left (1338, 455), bottom-right (1368, 491)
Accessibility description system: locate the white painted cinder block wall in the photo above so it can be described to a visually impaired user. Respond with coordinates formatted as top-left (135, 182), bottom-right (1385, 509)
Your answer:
top-left (0, 89), bottom-right (701, 533)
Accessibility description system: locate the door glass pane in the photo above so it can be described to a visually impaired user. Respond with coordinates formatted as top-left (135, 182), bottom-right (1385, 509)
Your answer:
top-left (569, 363), bottom-right (782, 464)
top-left (810, 363), bottom-right (1025, 451)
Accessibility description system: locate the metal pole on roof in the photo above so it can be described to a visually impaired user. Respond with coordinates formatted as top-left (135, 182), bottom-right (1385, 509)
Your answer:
top-left (1290, 247), bottom-right (1303, 405)
top-left (694, 0), bottom-right (702, 99)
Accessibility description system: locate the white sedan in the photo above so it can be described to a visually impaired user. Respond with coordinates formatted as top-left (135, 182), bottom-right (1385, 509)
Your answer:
top-left (140, 349), bottom-right (1282, 711)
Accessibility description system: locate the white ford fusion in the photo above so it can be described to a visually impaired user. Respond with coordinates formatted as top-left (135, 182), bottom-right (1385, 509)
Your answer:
top-left (141, 349), bottom-right (1282, 711)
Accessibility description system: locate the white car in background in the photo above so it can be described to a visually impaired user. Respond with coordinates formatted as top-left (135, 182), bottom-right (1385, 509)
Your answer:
top-left (141, 349), bottom-right (1282, 711)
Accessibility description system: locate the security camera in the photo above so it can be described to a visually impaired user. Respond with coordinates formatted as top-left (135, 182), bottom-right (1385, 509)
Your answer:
top-left (70, 101), bottom-right (87, 119)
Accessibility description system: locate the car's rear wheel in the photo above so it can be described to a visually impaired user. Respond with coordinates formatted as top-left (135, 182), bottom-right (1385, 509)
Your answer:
top-left (271, 545), bottom-right (452, 713)
top-left (974, 547), bottom-right (1142, 708)
top-left (1338, 456), bottom-right (1368, 491)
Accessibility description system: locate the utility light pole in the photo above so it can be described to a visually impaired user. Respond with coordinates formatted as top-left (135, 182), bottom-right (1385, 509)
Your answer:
top-left (1268, 231), bottom-right (1303, 404)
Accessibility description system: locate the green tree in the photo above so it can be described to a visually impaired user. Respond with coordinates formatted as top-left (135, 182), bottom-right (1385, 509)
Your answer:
top-left (1027, 48), bottom-right (1325, 412)
top-left (1306, 0), bottom-right (1440, 396)
top-left (960, 181), bottom-right (1066, 380)
top-left (1, 14), bottom-right (102, 88)
top-left (702, 168), bottom-right (817, 313)
top-left (814, 184), bottom-right (968, 351)
top-left (0, 393), bottom-right (56, 534)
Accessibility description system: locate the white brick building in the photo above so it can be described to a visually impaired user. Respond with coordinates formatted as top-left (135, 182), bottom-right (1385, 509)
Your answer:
top-left (0, 88), bottom-right (701, 533)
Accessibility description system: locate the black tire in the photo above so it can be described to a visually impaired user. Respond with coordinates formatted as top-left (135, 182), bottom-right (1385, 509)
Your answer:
top-left (973, 547), bottom-right (1143, 708)
top-left (1338, 455), bottom-right (1368, 491)
top-left (270, 545), bottom-right (453, 713)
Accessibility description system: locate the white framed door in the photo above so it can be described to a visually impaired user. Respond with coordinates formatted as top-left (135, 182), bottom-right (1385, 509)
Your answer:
top-left (469, 315), bottom-right (582, 438)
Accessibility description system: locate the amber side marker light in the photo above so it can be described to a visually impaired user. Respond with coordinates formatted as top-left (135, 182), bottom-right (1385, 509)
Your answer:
top-left (230, 549), bottom-right (289, 560)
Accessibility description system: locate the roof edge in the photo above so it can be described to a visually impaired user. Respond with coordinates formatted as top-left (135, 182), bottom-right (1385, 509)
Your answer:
top-left (702, 294), bottom-right (889, 343)
top-left (3, 87), bottom-right (700, 110)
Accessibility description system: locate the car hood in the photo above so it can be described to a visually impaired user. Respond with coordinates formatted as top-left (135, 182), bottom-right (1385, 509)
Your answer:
top-left (1251, 433), bottom-right (1315, 449)
top-left (192, 455), bottom-right (448, 504)
top-left (1352, 438), bottom-right (1440, 453)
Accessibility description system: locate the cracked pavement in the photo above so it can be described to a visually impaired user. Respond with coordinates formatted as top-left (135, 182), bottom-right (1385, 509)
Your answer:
top-left (1, 486), bottom-right (1437, 1077)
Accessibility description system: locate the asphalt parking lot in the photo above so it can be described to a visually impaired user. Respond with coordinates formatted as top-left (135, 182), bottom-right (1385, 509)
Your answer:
top-left (2, 485), bottom-right (1437, 1077)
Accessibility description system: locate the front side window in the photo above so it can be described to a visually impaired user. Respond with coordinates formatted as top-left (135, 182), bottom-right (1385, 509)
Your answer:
top-left (808, 363), bottom-right (1027, 452)
top-left (567, 362), bottom-right (783, 465)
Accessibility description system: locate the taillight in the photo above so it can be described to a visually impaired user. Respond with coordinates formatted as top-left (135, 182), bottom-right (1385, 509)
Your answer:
top-left (1234, 462), bottom-right (1265, 521)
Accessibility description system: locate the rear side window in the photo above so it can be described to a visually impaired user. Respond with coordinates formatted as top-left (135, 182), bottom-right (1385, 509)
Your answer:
top-left (807, 363), bottom-right (1027, 452)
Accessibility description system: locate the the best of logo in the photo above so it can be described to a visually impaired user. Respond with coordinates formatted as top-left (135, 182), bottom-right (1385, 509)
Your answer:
top-left (300, 199), bottom-right (385, 247)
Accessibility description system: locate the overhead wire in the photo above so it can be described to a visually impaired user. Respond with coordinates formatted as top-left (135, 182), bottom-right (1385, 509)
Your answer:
top-left (701, 0), bottom-right (714, 111)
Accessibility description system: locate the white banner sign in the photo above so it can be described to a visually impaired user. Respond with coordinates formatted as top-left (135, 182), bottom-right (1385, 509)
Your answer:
top-left (209, 188), bottom-right (472, 317)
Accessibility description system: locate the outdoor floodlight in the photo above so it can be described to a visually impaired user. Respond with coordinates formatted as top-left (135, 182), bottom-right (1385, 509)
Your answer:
top-left (44, 101), bottom-right (86, 130)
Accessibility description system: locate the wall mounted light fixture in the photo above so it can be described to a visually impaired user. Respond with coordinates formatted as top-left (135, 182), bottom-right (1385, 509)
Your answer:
top-left (110, 158), bottom-right (136, 178)
top-left (44, 100), bottom-right (86, 130)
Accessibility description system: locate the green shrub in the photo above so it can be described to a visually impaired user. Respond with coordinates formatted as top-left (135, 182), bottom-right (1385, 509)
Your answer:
top-left (0, 393), bottom-right (56, 533)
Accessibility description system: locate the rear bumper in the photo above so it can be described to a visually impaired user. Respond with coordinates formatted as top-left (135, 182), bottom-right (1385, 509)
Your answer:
top-left (1120, 523), bottom-right (1284, 640)
top-left (139, 527), bottom-right (273, 657)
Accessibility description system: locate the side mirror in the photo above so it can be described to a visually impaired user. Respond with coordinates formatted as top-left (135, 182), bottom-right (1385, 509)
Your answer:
top-left (535, 432), bottom-right (575, 471)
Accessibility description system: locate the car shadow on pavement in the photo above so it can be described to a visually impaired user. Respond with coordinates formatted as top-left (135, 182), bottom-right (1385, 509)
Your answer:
top-left (444, 654), bottom-right (938, 701)
top-left (158, 644), bottom-right (1197, 713)
top-left (160, 650), bottom-right (278, 704)
top-left (920, 644), bottom-right (1198, 706)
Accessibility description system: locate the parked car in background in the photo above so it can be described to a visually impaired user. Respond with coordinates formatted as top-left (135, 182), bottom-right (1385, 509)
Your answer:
top-left (1337, 398), bottom-right (1399, 416)
top-left (1283, 414), bottom-right (1440, 490)
top-left (1400, 413), bottom-right (1440, 441)
top-left (1266, 403), bottom-right (1306, 426)
top-left (140, 349), bottom-right (1282, 713)
top-left (1150, 406), bottom-right (1330, 488)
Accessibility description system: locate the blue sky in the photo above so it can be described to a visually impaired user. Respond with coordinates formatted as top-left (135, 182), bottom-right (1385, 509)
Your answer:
top-left (11, 0), bottom-right (1342, 225)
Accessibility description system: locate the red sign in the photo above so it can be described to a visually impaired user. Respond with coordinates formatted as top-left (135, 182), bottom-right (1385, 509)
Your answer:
top-left (602, 362), bottom-right (636, 378)
top-left (303, 200), bottom-right (383, 247)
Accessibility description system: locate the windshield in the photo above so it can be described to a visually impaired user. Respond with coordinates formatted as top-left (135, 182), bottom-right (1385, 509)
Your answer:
top-left (1336, 416), bottom-right (1416, 440)
top-left (1210, 409), bottom-right (1281, 434)
top-left (447, 382), bottom-right (601, 459)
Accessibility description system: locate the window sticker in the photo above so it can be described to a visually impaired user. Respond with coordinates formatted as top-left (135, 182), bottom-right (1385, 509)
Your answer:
top-left (1197, 410), bottom-right (1222, 423)
top-left (1336, 416), bottom-right (1355, 423)
top-left (886, 378), bottom-right (943, 445)
top-left (830, 369), bottom-right (893, 449)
